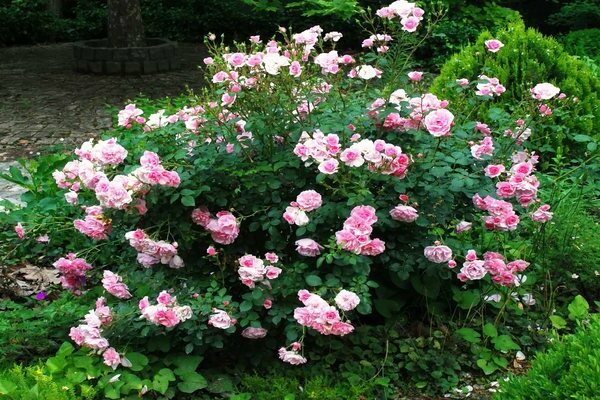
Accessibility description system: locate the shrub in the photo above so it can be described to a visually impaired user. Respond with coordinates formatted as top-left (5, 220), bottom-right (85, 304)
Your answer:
top-left (560, 28), bottom-right (600, 64)
top-left (495, 313), bottom-right (600, 399)
top-left (0, 363), bottom-right (96, 400)
top-left (430, 21), bottom-right (600, 159)
top-left (1, 3), bottom-right (595, 397)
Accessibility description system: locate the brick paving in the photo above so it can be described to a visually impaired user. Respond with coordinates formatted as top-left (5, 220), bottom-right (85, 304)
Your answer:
top-left (0, 41), bottom-right (207, 202)
top-left (0, 42), bottom-right (207, 161)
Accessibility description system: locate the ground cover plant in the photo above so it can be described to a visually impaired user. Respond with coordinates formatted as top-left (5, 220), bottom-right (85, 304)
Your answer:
top-left (0, 1), bottom-right (599, 398)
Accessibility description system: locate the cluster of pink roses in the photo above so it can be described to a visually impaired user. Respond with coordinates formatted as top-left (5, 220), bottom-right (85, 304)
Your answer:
top-left (69, 298), bottom-right (129, 369)
top-left (191, 207), bottom-right (241, 245)
top-left (476, 75), bottom-right (506, 97)
top-left (237, 253), bottom-right (282, 288)
top-left (53, 141), bottom-right (179, 211)
top-left (336, 206), bottom-right (385, 256)
top-left (293, 289), bottom-right (357, 336)
top-left (125, 229), bottom-right (184, 268)
top-left (283, 190), bottom-right (322, 226)
top-left (361, 33), bottom-right (393, 53)
top-left (492, 152), bottom-right (541, 207)
top-left (131, 151), bottom-right (181, 188)
top-left (139, 291), bottom-right (193, 328)
top-left (456, 250), bottom-right (530, 287)
top-left (294, 130), bottom-right (410, 178)
top-left (375, 1), bottom-right (425, 32)
top-left (117, 104), bottom-right (145, 128)
top-left (470, 136), bottom-right (495, 160)
top-left (278, 342), bottom-right (307, 365)
top-left (101, 270), bottom-right (132, 299)
top-left (73, 206), bottom-right (111, 240)
top-left (53, 253), bottom-right (92, 294)
top-left (472, 194), bottom-right (520, 231)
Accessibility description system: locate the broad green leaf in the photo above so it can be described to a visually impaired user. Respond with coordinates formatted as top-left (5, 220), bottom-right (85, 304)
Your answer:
top-left (483, 323), bottom-right (498, 338)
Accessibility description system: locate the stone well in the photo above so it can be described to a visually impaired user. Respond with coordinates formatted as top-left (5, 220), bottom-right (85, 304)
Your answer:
top-left (73, 38), bottom-right (178, 75)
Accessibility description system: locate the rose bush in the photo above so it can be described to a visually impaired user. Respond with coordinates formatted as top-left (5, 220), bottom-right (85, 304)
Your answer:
top-left (3, 1), bottom-right (589, 397)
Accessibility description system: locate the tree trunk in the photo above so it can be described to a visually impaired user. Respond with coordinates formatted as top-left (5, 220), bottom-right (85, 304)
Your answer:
top-left (107, 0), bottom-right (145, 48)
top-left (47, 0), bottom-right (63, 17)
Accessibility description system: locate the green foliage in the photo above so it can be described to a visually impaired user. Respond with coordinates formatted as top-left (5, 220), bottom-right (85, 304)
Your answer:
top-left (0, 293), bottom-right (90, 365)
top-left (495, 313), bottom-right (600, 400)
top-left (547, 0), bottom-right (600, 31)
top-left (431, 20), bottom-right (600, 158)
top-left (0, 362), bottom-right (95, 400)
top-left (417, 3), bottom-right (522, 70)
top-left (560, 28), bottom-right (600, 65)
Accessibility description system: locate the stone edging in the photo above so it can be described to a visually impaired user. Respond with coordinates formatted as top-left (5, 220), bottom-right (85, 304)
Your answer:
top-left (73, 38), bottom-right (178, 75)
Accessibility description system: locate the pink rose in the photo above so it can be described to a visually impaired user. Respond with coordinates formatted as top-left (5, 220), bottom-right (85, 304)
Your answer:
top-left (318, 158), bottom-right (339, 174)
top-left (208, 309), bottom-right (234, 329)
top-left (455, 221), bottom-right (472, 234)
top-left (408, 71), bottom-right (423, 81)
top-left (102, 347), bottom-right (121, 369)
top-left (295, 190), bottom-right (322, 212)
top-left (531, 83), bottom-right (560, 100)
top-left (335, 290), bottom-right (360, 311)
top-left (242, 327), bottom-right (268, 339)
top-left (389, 205), bottom-right (418, 223)
top-left (424, 243), bottom-right (453, 263)
top-left (423, 109), bottom-right (454, 137)
top-left (295, 238), bottom-right (324, 257)
top-left (485, 164), bottom-right (506, 178)
top-left (484, 39), bottom-right (504, 53)
top-left (458, 260), bottom-right (487, 281)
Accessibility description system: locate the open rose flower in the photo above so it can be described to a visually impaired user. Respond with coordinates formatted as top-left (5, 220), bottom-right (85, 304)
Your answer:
top-left (484, 39), bottom-right (504, 53)
top-left (424, 242), bottom-right (453, 263)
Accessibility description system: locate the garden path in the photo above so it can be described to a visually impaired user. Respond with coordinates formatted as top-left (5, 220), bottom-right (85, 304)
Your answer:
top-left (0, 41), bottom-right (207, 202)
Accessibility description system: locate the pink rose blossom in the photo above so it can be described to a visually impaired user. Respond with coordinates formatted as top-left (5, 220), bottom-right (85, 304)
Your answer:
top-left (531, 83), bottom-right (560, 100)
top-left (295, 190), bottom-right (322, 211)
top-left (484, 39), bottom-right (504, 53)
top-left (14, 223), bottom-right (25, 239)
top-left (295, 238), bottom-right (324, 257)
top-left (208, 309), bottom-right (234, 329)
top-left (424, 109), bottom-right (454, 137)
top-left (424, 242), bottom-right (453, 263)
top-left (485, 164), bottom-right (506, 178)
top-left (408, 71), bottom-right (423, 81)
top-left (102, 347), bottom-right (121, 369)
top-left (102, 271), bottom-right (132, 299)
top-left (335, 290), bottom-right (360, 311)
top-left (390, 205), bottom-right (419, 222)
top-left (242, 327), bottom-right (268, 339)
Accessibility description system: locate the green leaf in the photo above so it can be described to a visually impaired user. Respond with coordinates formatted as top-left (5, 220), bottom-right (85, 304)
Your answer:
top-left (492, 335), bottom-right (520, 351)
top-left (549, 315), bottom-right (568, 329)
top-left (173, 355), bottom-right (203, 372)
top-left (573, 134), bottom-right (592, 142)
top-left (46, 356), bottom-right (67, 373)
top-left (455, 327), bottom-right (481, 343)
top-left (305, 275), bottom-right (322, 286)
top-left (126, 352), bottom-right (149, 372)
top-left (0, 379), bottom-right (16, 394)
top-left (239, 301), bottom-right (253, 312)
top-left (177, 371), bottom-right (208, 393)
top-left (483, 323), bottom-right (498, 338)
top-left (476, 359), bottom-right (498, 375)
top-left (568, 295), bottom-right (589, 321)
top-left (57, 341), bottom-right (75, 356)
top-left (181, 195), bottom-right (196, 207)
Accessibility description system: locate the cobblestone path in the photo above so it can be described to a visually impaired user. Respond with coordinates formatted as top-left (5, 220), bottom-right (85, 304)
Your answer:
top-left (0, 42), bottom-right (207, 161)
